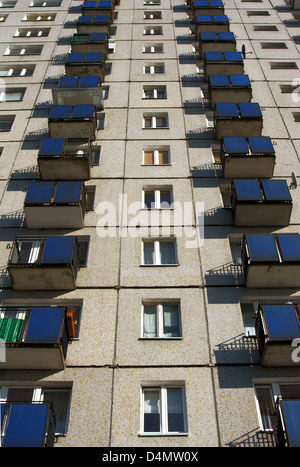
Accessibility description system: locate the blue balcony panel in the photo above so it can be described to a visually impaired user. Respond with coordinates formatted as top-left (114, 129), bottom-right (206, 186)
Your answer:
top-left (58, 76), bottom-right (78, 88)
top-left (39, 138), bottom-right (64, 156)
top-left (248, 136), bottom-right (275, 154)
top-left (205, 51), bottom-right (224, 61)
top-left (201, 32), bottom-right (218, 40)
top-left (261, 180), bottom-right (292, 202)
top-left (86, 52), bottom-right (104, 62)
top-left (245, 234), bottom-right (280, 262)
top-left (277, 234), bottom-right (300, 262)
top-left (53, 181), bottom-right (82, 204)
top-left (216, 103), bottom-right (239, 117)
top-left (230, 74), bottom-right (250, 87)
top-left (24, 307), bottom-right (64, 343)
top-left (66, 53), bottom-right (84, 63)
top-left (233, 179), bottom-right (264, 201)
top-left (281, 400), bottom-right (300, 447)
top-left (262, 304), bottom-right (300, 341)
top-left (72, 104), bottom-right (95, 119)
top-left (25, 182), bottom-right (54, 204)
top-left (223, 136), bottom-right (249, 154)
top-left (41, 236), bottom-right (75, 264)
top-left (49, 105), bottom-right (72, 120)
top-left (218, 31), bottom-right (235, 41)
top-left (224, 51), bottom-right (243, 62)
top-left (239, 102), bottom-right (262, 118)
top-left (90, 32), bottom-right (107, 41)
top-left (209, 75), bottom-right (230, 86)
top-left (3, 404), bottom-right (49, 447)
top-left (79, 76), bottom-right (99, 87)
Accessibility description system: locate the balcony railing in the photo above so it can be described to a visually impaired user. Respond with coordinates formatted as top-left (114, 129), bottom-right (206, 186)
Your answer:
top-left (52, 76), bottom-right (104, 109)
top-left (204, 51), bottom-right (244, 79)
top-left (199, 31), bottom-right (236, 57)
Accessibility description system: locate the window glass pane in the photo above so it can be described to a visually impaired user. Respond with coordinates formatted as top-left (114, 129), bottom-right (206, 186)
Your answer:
top-left (144, 151), bottom-right (154, 164)
top-left (144, 117), bottom-right (152, 128)
top-left (156, 117), bottom-right (166, 128)
top-left (256, 386), bottom-right (274, 430)
top-left (143, 305), bottom-right (157, 337)
top-left (159, 151), bottom-right (169, 164)
top-left (143, 242), bottom-right (154, 264)
top-left (160, 191), bottom-right (171, 208)
top-left (42, 389), bottom-right (70, 436)
top-left (167, 388), bottom-right (184, 432)
top-left (144, 390), bottom-right (160, 432)
top-left (160, 242), bottom-right (175, 264)
top-left (144, 191), bottom-right (155, 208)
top-left (163, 305), bottom-right (180, 337)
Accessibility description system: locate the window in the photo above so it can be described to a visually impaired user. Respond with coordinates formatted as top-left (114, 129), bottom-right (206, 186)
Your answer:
top-left (280, 84), bottom-right (298, 93)
top-left (255, 383), bottom-right (300, 431)
top-left (143, 85), bottom-right (166, 99)
top-left (143, 148), bottom-right (170, 165)
top-left (96, 113), bottom-right (105, 129)
top-left (22, 13), bottom-right (55, 21)
top-left (0, 65), bottom-right (35, 76)
top-left (144, 63), bottom-right (164, 74)
top-left (0, 87), bottom-right (26, 102)
top-left (247, 10), bottom-right (270, 15)
top-left (144, 0), bottom-right (161, 4)
top-left (142, 302), bottom-right (181, 338)
top-left (141, 385), bottom-right (187, 434)
top-left (142, 239), bottom-right (177, 265)
top-left (0, 0), bottom-right (17, 6)
top-left (30, 0), bottom-right (61, 5)
top-left (143, 187), bottom-right (173, 209)
top-left (4, 45), bottom-right (43, 55)
top-left (0, 14), bottom-right (7, 20)
top-left (14, 27), bottom-right (50, 37)
top-left (270, 62), bottom-right (298, 69)
top-left (261, 42), bottom-right (287, 49)
top-left (240, 302), bottom-right (257, 336)
top-left (144, 11), bottom-right (162, 19)
top-left (144, 26), bottom-right (163, 35)
top-left (229, 238), bottom-right (243, 265)
top-left (253, 25), bottom-right (278, 31)
top-left (0, 115), bottom-right (15, 131)
top-left (143, 43), bottom-right (163, 53)
top-left (0, 386), bottom-right (71, 436)
top-left (143, 113), bottom-right (168, 129)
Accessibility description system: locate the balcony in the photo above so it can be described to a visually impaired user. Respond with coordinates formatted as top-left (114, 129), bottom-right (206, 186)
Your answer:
top-left (77, 15), bottom-right (111, 35)
top-left (71, 32), bottom-right (108, 56)
top-left (48, 104), bottom-right (97, 140)
top-left (199, 31), bottom-right (236, 58)
top-left (192, 0), bottom-right (224, 18)
top-left (204, 51), bottom-right (244, 79)
top-left (214, 102), bottom-right (263, 139)
top-left (81, 1), bottom-right (114, 20)
top-left (8, 235), bottom-right (84, 291)
top-left (195, 15), bottom-right (230, 36)
top-left (0, 306), bottom-right (76, 370)
top-left (221, 136), bottom-right (275, 179)
top-left (255, 303), bottom-right (300, 367)
top-left (208, 74), bottom-right (252, 106)
top-left (65, 52), bottom-right (106, 81)
top-left (272, 398), bottom-right (300, 447)
top-left (52, 76), bottom-right (103, 110)
top-left (38, 138), bottom-right (93, 181)
top-left (24, 181), bottom-right (87, 229)
top-left (242, 233), bottom-right (300, 288)
top-left (1, 402), bottom-right (56, 447)
top-left (231, 179), bottom-right (292, 226)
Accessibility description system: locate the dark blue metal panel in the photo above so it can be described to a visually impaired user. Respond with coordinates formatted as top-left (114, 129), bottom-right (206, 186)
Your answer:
top-left (197, 15), bottom-right (212, 22)
top-left (49, 105), bottom-right (72, 119)
top-left (79, 76), bottom-right (99, 87)
top-left (261, 180), bottom-right (292, 202)
top-left (53, 181), bottom-right (82, 204)
top-left (3, 404), bottom-right (48, 447)
top-left (24, 307), bottom-right (64, 343)
top-left (78, 15), bottom-right (92, 22)
top-left (239, 102), bottom-right (262, 118)
top-left (224, 51), bottom-right (243, 62)
top-left (66, 53), bottom-right (84, 63)
top-left (205, 51), bottom-right (224, 61)
top-left (90, 32), bottom-right (107, 41)
top-left (25, 182), bottom-right (54, 205)
top-left (262, 304), bottom-right (300, 340)
top-left (58, 76), bottom-right (78, 88)
top-left (72, 104), bottom-right (95, 119)
top-left (233, 179), bottom-right (263, 201)
top-left (82, 1), bottom-right (97, 7)
top-left (216, 103), bottom-right (239, 117)
top-left (209, 75), bottom-right (230, 86)
top-left (39, 138), bottom-right (64, 156)
top-left (41, 236), bottom-right (75, 264)
top-left (223, 136), bottom-right (248, 154)
top-left (210, 0), bottom-right (223, 6)
top-left (213, 15), bottom-right (228, 22)
top-left (97, 1), bottom-right (112, 7)
top-left (281, 400), bottom-right (300, 447)
top-left (194, 0), bottom-right (208, 5)
top-left (200, 32), bottom-right (217, 41)
top-left (218, 32), bottom-right (235, 41)
top-left (277, 234), bottom-right (300, 262)
top-left (248, 136), bottom-right (274, 154)
top-left (85, 52), bottom-right (103, 62)
top-left (245, 234), bottom-right (280, 262)
top-left (230, 74), bottom-right (250, 87)
top-left (94, 15), bottom-right (109, 22)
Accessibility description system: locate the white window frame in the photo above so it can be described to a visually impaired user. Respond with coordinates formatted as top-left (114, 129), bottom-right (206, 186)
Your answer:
top-left (143, 43), bottom-right (163, 53)
top-left (140, 384), bottom-right (188, 435)
top-left (141, 301), bottom-right (182, 338)
top-left (143, 85), bottom-right (166, 99)
top-left (144, 26), bottom-right (162, 35)
top-left (142, 187), bottom-right (173, 209)
top-left (142, 239), bottom-right (178, 266)
top-left (143, 114), bottom-right (168, 129)
top-left (142, 148), bottom-right (170, 165)
top-left (144, 11), bottom-right (162, 19)
top-left (143, 63), bottom-right (164, 74)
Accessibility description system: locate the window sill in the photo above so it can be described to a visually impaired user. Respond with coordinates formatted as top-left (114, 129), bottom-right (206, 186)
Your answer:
top-left (139, 432), bottom-right (189, 437)
top-left (142, 127), bottom-right (169, 130)
top-left (141, 164), bottom-right (172, 167)
top-left (140, 264), bottom-right (179, 267)
top-left (139, 337), bottom-right (183, 340)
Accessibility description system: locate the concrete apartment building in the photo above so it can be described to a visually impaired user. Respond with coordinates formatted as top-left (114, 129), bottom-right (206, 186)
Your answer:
top-left (0, 0), bottom-right (299, 448)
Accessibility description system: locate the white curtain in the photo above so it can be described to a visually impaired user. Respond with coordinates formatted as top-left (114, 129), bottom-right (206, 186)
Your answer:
top-left (143, 306), bottom-right (157, 337)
